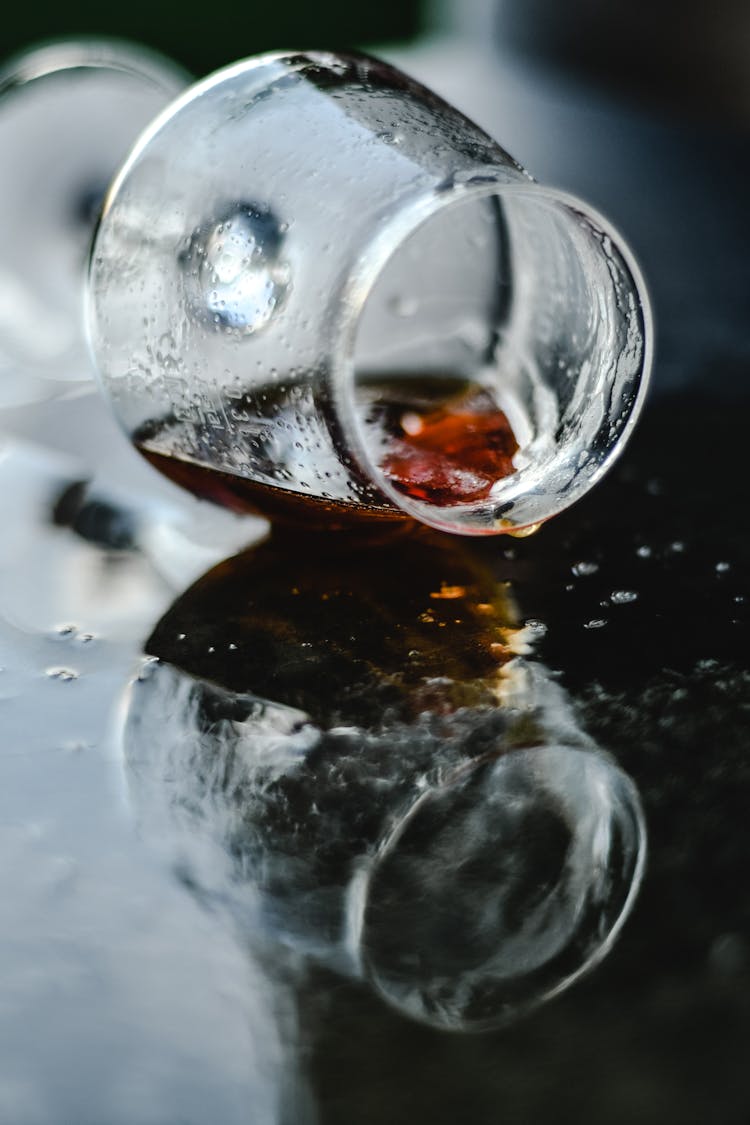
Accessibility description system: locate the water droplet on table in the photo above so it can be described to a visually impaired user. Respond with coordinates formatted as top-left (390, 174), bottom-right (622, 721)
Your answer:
top-left (45, 667), bottom-right (79, 681)
top-left (572, 560), bottom-right (599, 577)
top-left (611, 589), bottom-right (638, 605)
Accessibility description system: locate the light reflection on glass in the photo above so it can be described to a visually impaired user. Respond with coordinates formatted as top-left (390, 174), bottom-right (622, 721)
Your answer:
top-left (181, 203), bottom-right (291, 334)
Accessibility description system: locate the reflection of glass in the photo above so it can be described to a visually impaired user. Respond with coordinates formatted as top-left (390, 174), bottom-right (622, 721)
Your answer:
top-left (0, 39), bottom-right (186, 397)
top-left (89, 49), bottom-right (651, 536)
top-left (124, 529), bottom-right (645, 1030)
top-left (356, 744), bottom-right (643, 1030)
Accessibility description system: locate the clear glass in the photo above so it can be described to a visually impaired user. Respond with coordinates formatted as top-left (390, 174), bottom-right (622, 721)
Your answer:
top-left (88, 49), bottom-right (652, 536)
top-left (0, 39), bottom-right (186, 393)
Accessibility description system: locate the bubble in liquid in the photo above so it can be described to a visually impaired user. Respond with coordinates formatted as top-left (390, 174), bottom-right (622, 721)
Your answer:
top-left (182, 204), bottom-right (291, 335)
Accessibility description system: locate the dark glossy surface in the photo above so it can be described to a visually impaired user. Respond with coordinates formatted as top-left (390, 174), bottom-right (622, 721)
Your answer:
top-left (1, 34), bottom-right (748, 1125)
top-left (2, 375), bottom-right (745, 1122)
top-left (143, 386), bottom-right (747, 1123)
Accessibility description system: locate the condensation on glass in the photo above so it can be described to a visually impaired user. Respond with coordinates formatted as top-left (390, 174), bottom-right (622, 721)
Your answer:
top-left (88, 50), bottom-right (652, 535)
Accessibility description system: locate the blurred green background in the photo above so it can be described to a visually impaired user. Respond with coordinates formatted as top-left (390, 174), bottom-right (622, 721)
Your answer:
top-left (5, 0), bottom-right (425, 75)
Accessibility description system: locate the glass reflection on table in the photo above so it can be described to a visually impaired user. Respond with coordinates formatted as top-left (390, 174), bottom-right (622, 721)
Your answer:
top-left (124, 526), bottom-right (645, 1032)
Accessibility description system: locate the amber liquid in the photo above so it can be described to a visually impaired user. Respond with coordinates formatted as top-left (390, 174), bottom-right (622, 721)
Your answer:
top-left (137, 446), bottom-right (404, 529)
top-left (363, 378), bottom-right (518, 506)
top-left (134, 375), bottom-right (519, 527)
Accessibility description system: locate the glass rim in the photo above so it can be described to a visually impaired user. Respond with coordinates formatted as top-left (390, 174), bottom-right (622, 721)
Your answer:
top-left (345, 741), bottom-right (647, 1030)
top-left (332, 176), bottom-right (654, 536)
top-left (0, 37), bottom-right (188, 100)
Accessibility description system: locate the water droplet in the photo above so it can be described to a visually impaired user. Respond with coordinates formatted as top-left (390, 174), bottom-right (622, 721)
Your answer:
top-left (182, 204), bottom-right (291, 334)
top-left (508, 522), bottom-right (542, 539)
top-left (636, 545), bottom-right (652, 559)
top-left (572, 561), bottom-right (599, 577)
top-left (584, 619), bottom-right (607, 630)
top-left (611, 590), bottom-right (638, 605)
top-left (670, 541), bottom-right (685, 553)
top-left (524, 619), bottom-right (548, 636)
top-left (46, 667), bottom-right (78, 681)
top-left (716, 561), bottom-right (731, 573)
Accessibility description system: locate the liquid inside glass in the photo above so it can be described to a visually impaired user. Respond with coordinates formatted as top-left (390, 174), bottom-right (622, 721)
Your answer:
top-left (134, 374), bottom-right (520, 526)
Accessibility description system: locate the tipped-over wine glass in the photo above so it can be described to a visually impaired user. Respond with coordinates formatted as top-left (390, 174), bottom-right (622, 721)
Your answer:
top-left (87, 49), bottom-right (652, 536)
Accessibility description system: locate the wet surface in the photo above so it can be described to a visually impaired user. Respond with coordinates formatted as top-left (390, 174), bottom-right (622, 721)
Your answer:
top-left (288, 385), bottom-right (750, 1125)
top-left (1, 40), bottom-right (749, 1125)
top-left (1, 366), bottom-right (748, 1123)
